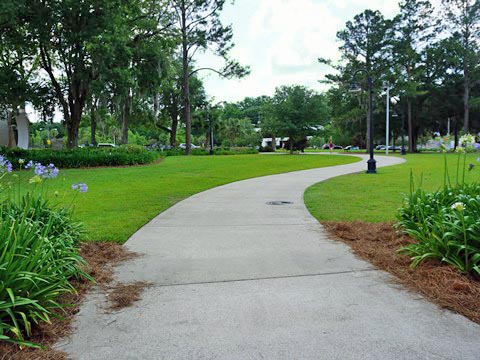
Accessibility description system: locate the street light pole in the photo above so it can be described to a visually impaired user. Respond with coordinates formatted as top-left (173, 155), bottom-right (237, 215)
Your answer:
top-left (366, 77), bottom-right (377, 173)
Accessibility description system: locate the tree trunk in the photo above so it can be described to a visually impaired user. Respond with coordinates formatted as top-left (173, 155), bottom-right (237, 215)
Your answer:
top-left (170, 106), bottom-right (178, 147)
top-left (121, 94), bottom-right (131, 145)
top-left (271, 134), bottom-right (276, 151)
top-left (90, 101), bottom-right (97, 146)
top-left (464, 68), bottom-right (470, 132)
top-left (67, 120), bottom-right (79, 148)
top-left (407, 99), bottom-right (415, 153)
top-left (67, 102), bottom-right (83, 148)
top-left (181, 3), bottom-right (191, 155)
top-left (205, 129), bottom-right (211, 149)
top-left (453, 116), bottom-right (459, 150)
top-left (289, 137), bottom-right (294, 155)
top-left (7, 111), bottom-right (16, 148)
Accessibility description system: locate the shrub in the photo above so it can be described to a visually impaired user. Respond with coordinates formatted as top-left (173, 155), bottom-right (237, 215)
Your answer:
top-left (0, 202), bottom-right (89, 347)
top-left (1, 146), bottom-right (159, 169)
top-left (397, 183), bottom-right (480, 275)
top-left (0, 158), bottom-right (90, 347)
top-left (397, 147), bottom-right (480, 276)
top-left (259, 146), bottom-right (274, 152)
top-left (162, 147), bottom-right (258, 157)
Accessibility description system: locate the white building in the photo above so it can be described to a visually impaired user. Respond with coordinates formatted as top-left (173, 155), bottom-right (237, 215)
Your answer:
top-left (0, 108), bottom-right (30, 149)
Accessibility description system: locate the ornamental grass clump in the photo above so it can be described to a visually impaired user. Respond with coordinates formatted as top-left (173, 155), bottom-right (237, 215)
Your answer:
top-left (397, 137), bottom-right (480, 276)
top-left (0, 157), bottom-right (90, 348)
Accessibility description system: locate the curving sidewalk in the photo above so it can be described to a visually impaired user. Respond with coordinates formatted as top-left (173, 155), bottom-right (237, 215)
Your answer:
top-left (57, 155), bottom-right (480, 359)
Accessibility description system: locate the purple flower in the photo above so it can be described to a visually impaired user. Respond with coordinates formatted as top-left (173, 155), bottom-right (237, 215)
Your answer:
top-left (32, 162), bottom-right (58, 179)
top-left (25, 160), bottom-right (35, 169)
top-left (0, 155), bottom-right (12, 173)
top-left (475, 143), bottom-right (480, 150)
top-left (72, 182), bottom-right (88, 193)
top-left (478, 157), bottom-right (480, 163)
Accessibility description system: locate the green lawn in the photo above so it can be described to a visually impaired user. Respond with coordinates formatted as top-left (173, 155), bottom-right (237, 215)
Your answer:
top-left (38, 154), bottom-right (359, 243)
top-left (305, 153), bottom-right (480, 223)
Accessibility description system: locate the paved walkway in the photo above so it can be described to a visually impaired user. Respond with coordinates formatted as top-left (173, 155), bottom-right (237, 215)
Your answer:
top-left (58, 155), bottom-right (480, 359)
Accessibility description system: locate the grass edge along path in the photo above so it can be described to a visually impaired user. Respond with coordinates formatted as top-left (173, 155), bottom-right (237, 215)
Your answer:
top-left (304, 154), bottom-right (480, 324)
top-left (50, 154), bottom-right (359, 243)
top-left (304, 153), bottom-right (480, 223)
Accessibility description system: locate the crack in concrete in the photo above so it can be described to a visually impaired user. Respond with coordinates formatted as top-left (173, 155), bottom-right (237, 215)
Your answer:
top-left (148, 268), bottom-right (378, 289)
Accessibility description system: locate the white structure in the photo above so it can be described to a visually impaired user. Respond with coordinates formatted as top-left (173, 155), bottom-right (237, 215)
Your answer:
top-left (0, 108), bottom-right (30, 149)
top-left (261, 137), bottom-right (289, 148)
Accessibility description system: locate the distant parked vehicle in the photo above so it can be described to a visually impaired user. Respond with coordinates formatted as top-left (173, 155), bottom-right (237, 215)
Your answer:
top-left (344, 145), bottom-right (360, 151)
top-left (179, 143), bottom-right (199, 149)
top-left (375, 145), bottom-right (386, 150)
top-left (322, 144), bottom-right (343, 150)
top-left (97, 143), bottom-right (117, 148)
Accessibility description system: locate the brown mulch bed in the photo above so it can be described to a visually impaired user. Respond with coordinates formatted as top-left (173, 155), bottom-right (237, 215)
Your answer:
top-left (0, 242), bottom-right (139, 360)
top-left (323, 221), bottom-right (480, 324)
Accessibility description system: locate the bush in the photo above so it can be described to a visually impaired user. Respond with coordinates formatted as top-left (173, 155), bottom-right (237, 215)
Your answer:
top-left (0, 196), bottom-right (89, 347)
top-left (398, 184), bottom-right (480, 275)
top-left (1, 146), bottom-right (159, 169)
top-left (162, 147), bottom-right (258, 157)
top-left (0, 157), bottom-right (89, 347)
top-left (259, 146), bottom-right (274, 153)
top-left (397, 149), bottom-right (480, 276)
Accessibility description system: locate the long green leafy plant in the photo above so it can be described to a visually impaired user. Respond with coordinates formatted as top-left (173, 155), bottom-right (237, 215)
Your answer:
top-left (0, 157), bottom-right (90, 348)
top-left (397, 136), bottom-right (480, 276)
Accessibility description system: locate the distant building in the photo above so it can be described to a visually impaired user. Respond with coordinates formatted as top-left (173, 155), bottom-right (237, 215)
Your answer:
top-left (0, 108), bottom-right (30, 149)
top-left (261, 137), bottom-right (289, 148)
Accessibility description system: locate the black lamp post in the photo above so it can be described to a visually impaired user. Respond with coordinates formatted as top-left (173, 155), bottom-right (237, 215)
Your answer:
top-left (350, 72), bottom-right (376, 174)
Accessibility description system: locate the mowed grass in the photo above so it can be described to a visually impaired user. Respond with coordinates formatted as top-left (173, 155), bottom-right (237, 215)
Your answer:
top-left (40, 154), bottom-right (359, 243)
top-left (305, 153), bottom-right (480, 223)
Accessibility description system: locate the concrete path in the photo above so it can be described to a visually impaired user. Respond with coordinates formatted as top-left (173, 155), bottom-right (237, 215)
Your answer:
top-left (57, 155), bottom-right (480, 360)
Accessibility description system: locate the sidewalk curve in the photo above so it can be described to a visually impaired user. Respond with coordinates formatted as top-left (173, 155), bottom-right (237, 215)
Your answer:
top-left (57, 154), bottom-right (480, 360)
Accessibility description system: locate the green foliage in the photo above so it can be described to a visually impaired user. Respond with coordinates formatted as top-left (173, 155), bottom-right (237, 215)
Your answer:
top-left (271, 85), bottom-right (329, 144)
top-left (1, 147), bottom-right (159, 169)
top-left (0, 194), bottom-right (88, 347)
top-left (162, 147), bottom-right (258, 157)
top-left (397, 151), bottom-right (480, 275)
top-left (397, 182), bottom-right (480, 275)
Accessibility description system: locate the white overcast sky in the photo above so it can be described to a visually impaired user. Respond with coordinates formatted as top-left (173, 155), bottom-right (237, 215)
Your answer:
top-left (196, 0), bottom-right (442, 103)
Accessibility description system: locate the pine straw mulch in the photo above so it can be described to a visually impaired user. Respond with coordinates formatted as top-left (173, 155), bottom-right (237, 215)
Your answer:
top-left (105, 282), bottom-right (152, 311)
top-left (323, 221), bottom-right (480, 324)
top-left (0, 242), bottom-right (142, 360)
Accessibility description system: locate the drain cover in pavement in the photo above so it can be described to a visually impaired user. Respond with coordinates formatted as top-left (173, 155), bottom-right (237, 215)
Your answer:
top-left (266, 201), bottom-right (294, 205)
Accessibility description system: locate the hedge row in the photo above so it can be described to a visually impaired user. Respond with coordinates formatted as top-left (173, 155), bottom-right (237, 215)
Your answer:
top-left (1, 145), bottom-right (160, 169)
top-left (162, 147), bottom-right (259, 156)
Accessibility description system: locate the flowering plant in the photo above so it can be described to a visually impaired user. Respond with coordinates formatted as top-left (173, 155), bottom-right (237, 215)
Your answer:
top-left (0, 155), bottom-right (90, 347)
top-left (397, 148), bottom-right (480, 276)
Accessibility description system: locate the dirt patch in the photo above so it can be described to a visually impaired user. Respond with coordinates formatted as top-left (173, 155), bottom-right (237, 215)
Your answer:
top-left (0, 242), bottom-right (139, 359)
top-left (323, 221), bottom-right (480, 324)
top-left (105, 282), bottom-right (152, 311)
